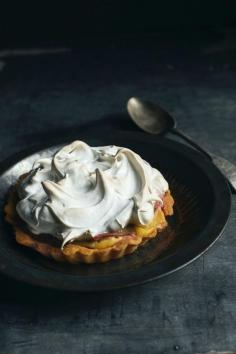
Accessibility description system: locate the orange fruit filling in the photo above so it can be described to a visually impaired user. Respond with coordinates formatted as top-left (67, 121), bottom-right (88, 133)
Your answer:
top-left (77, 207), bottom-right (167, 249)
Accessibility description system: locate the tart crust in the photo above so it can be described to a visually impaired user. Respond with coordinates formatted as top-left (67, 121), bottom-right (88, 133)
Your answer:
top-left (5, 177), bottom-right (174, 264)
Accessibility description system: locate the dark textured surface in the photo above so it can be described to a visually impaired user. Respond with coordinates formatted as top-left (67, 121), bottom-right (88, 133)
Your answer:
top-left (1, 3), bottom-right (236, 46)
top-left (0, 32), bottom-right (235, 353)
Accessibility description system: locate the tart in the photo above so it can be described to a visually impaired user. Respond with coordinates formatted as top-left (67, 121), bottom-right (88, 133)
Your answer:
top-left (5, 141), bottom-right (174, 263)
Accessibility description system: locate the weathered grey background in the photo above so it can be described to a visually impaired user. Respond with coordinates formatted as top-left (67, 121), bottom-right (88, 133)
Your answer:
top-left (0, 31), bottom-right (235, 354)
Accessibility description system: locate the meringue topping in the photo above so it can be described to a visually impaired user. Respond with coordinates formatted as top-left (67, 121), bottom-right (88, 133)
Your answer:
top-left (16, 141), bottom-right (168, 246)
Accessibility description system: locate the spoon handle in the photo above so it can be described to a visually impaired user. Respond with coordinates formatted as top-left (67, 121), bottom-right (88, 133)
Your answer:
top-left (171, 127), bottom-right (212, 160)
top-left (171, 127), bottom-right (236, 194)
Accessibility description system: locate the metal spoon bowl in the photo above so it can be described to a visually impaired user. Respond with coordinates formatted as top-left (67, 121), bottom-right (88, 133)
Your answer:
top-left (127, 97), bottom-right (175, 134)
top-left (127, 97), bottom-right (236, 193)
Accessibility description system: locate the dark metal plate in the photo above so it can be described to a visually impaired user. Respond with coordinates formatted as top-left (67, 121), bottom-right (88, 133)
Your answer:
top-left (0, 127), bottom-right (231, 291)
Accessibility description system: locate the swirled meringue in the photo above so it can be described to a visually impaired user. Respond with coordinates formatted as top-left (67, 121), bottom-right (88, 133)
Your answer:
top-left (16, 141), bottom-right (168, 246)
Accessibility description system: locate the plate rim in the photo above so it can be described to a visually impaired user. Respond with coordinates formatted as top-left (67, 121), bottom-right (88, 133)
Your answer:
top-left (0, 130), bottom-right (232, 291)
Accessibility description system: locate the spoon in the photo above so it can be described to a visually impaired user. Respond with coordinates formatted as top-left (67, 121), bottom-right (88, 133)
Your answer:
top-left (127, 97), bottom-right (236, 193)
